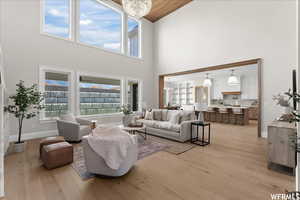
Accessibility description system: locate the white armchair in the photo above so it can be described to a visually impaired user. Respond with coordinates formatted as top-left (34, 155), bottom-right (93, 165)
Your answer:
top-left (57, 114), bottom-right (93, 142)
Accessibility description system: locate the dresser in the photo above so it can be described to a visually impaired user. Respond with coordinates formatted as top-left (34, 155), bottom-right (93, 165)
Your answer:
top-left (267, 121), bottom-right (296, 173)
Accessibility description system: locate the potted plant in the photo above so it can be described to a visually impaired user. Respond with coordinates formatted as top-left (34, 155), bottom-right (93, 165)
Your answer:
top-left (4, 80), bottom-right (44, 153)
top-left (121, 104), bottom-right (133, 127)
top-left (283, 89), bottom-right (300, 152)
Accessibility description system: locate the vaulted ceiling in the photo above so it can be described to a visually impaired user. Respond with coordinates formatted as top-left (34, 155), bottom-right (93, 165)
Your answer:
top-left (112, 0), bottom-right (193, 22)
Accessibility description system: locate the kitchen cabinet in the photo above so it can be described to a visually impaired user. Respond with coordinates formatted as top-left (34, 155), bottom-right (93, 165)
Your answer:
top-left (248, 106), bottom-right (258, 120)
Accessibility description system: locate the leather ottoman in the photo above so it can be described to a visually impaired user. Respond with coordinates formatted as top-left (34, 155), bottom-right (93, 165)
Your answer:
top-left (41, 142), bottom-right (73, 169)
top-left (39, 136), bottom-right (65, 157)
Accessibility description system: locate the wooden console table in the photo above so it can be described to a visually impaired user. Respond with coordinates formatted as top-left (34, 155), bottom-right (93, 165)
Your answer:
top-left (267, 121), bottom-right (296, 174)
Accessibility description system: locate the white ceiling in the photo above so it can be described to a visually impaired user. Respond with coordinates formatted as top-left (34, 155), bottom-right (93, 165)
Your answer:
top-left (165, 64), bottom-right (258, 82)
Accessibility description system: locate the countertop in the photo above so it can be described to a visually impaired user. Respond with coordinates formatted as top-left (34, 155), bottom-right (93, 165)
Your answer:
top-left (208, 105), bottom-right (251, 109)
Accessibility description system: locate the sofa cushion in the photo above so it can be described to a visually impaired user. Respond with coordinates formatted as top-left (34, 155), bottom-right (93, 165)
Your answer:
top-left (152, 109), bottom-right (162, 121)
top-left (138, 119), bottom-right (180, 132)
top-left (155, 121), bottom-right (180, 132)
top-left (169, 112), bottom-right (180, 124)
top-left (167, 110), bottom-right (180, 121)
top-left (144, 110), bottom-right (153, 120)
top-left (161, 109), bottom-right (168, 121)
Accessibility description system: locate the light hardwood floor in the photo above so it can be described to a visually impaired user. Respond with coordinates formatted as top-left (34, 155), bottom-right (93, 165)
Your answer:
top-left (3, 121), bottom-right (294, 200)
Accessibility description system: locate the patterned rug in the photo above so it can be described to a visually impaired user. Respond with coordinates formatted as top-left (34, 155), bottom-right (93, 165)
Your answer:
top-left (72, 135), bottom-right (195, 180)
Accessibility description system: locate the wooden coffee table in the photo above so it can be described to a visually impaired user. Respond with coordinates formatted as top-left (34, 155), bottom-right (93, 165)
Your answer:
top-left (118, 125), bottom-right (147, 140)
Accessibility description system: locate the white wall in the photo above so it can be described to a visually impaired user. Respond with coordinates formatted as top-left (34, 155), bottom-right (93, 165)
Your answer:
top-left (0, 0), bottom-right (154, 139)
top-left (154, 0), bottom-right (297, 137)
top-left (0, 0), bottom-right (3, 195)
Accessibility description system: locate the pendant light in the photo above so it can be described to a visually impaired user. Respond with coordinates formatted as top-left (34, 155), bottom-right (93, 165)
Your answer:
top-left (227, 70), bottom-right (240, 86)
top-left (203, 73), bottom-right (212, 87)
top-left (122, 0), bottom-right (152, 19)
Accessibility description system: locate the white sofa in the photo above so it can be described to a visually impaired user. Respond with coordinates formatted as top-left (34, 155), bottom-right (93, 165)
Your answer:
top-left (138, 109), bottom-right (198, 142)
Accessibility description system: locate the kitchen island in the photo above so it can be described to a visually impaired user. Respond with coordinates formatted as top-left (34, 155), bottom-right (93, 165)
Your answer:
top-left (203, 106), bottom-right (250, 125)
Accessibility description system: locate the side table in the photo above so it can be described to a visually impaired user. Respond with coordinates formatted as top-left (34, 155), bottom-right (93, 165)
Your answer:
top-left (190, 121), bottom-right (211, 146)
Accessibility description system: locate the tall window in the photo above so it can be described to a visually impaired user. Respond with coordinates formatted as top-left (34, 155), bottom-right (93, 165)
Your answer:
top-left (41, 0), bottom-right (142, 57)
top-left (79, 75), bottom-right (121, 115)
top-left (43, 0), bottom-right (71, 39)
top-left (128, 18), bottom-right (140, 57)
top-left (79, 0), bottom-right (122, 52)
top-left (43, 71), bottom-right (70, 118)
top-left (127, 80), bottom-right (139, 111)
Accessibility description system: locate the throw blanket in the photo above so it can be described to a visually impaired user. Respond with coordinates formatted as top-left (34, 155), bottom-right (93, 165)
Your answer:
top-left (87, 126), bottom-right (137, 170)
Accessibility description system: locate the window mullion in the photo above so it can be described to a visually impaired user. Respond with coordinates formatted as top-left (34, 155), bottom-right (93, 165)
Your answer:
top-left (123, 14), bottom-right (128, 55)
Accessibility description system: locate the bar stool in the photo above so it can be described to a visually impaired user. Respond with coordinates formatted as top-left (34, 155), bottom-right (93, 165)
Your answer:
top-left (218, 107), bottom-right (229, 123)
top-left (232, 108), bottom-right (244, 125)
top-left (206, 107), bottom-right (216, 122)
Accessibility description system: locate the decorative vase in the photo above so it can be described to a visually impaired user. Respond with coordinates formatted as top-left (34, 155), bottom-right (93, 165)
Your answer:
top-left (13, 141), bottom-right (26, 153)
top-left (122, 114), bottom-right (134, 127)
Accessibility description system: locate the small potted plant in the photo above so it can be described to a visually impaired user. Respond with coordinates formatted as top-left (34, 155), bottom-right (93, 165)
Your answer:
top-left (121, 104), bottom-right (133, 127)
top-left (283, 89), bottom-right (300, 152)
top-left (5, 80), bottom-right (44, 153)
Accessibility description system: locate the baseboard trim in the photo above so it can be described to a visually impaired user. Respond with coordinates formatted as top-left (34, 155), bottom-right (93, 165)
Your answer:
top-left (9, 130), bottom-right (58, 142)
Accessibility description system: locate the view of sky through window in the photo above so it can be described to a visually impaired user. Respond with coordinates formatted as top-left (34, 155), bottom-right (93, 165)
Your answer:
top-left (79, 0), bottom-right (122, 52)
top-left (44, 0), bottom-right (70, 38)
top-left (44, 0), bottom-right (140, 55)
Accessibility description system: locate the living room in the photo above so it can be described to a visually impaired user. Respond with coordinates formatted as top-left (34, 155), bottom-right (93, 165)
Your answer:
top-left (0, 0), bottom-right (299, 199)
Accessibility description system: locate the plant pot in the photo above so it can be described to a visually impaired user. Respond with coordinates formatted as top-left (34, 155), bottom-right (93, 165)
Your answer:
top-left (122, 114), bottom-right (134, 127)
top-left (13, 141), bottom-right (26, 153)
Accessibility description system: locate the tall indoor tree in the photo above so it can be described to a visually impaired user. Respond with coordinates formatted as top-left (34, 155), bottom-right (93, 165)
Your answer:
top-left (5, 80), bottom-right (44, 150)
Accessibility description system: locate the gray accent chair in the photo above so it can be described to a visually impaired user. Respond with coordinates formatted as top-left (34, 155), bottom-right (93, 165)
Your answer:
top-left (57, 114), bottom-right (93, 142)
top-left (82, 136), bottom-right (138, 177)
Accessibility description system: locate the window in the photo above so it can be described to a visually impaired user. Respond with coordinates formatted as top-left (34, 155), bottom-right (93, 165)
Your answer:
top-left (42, 0), bottom-right (71, 39)
top-left (128, 18), bottom-right (140, 57)
top-left (41, 0), bottom-right (142, 58)
top-left (79, 75), bottom-right (121, 115)
top-left (127, 80), bottom-right (140, 111)
top-left (79, 0), bottom-right (122, 52)
top-left (40, 69), bottom-right (73, 119)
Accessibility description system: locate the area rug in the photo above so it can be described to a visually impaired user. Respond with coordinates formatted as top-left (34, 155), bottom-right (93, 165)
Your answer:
top-left (72, 138), bottom-right (169, 180)
top-left (72, 136), bottom-right (195, 180)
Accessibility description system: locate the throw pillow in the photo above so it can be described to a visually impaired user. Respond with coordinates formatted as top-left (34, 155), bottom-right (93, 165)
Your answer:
top-left (169, 113), bottom-right (180, 124)
top-left (152, 109), bottom-right (162, 121)
top-left (161, 109), bottom-right (168, 121)
top-left (144, 110), bottom-right (153, 120)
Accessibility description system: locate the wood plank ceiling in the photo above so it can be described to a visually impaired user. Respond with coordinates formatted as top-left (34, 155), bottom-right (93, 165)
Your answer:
top-left (112, 0), bottom-right (193, 22)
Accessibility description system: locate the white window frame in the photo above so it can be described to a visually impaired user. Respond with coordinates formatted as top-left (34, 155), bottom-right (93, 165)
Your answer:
top-left (40, 0), bottom-right (73, 41)
top-left (125, 78), bottom-right (143, 112)
top-left (76, 71), bottom-right (124, 118)
top-left (40, 0), bottom-right (143, 59)
top-left (39, 66), bottom-right (75, 121)
top-left (127, 17), bottom-right (142, 58)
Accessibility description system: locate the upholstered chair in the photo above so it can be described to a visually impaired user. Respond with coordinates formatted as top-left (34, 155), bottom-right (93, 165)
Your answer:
top-left (56, 113), bottom-right (93, 142)
top-left (82, 135), bottom-right (138, 177)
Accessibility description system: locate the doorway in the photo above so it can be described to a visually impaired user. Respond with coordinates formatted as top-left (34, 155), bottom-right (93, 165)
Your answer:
top-left (159, 59), bottom-right (262, 137)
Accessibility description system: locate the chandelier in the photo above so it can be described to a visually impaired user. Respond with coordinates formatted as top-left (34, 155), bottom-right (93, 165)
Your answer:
top-left (227, 70), bottom-right (240, 86)
top-left (203, 73), bottom-right (212, 87)
top-left (122, 0), bottom-right (152, 19)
